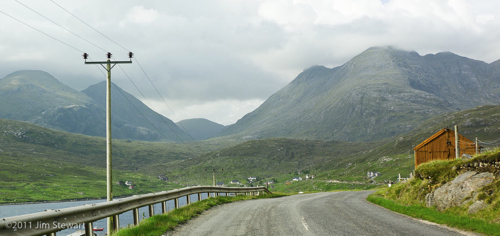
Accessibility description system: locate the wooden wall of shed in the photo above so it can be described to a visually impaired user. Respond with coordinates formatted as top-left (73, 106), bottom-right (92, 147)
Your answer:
top-left (415, 131), bottom-right (477, 169)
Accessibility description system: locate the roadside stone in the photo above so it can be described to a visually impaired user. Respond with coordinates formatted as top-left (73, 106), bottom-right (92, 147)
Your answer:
top-left (468, 200), bottom-right (487, 214)
top-left (426, 171), bottom-right (495, 211)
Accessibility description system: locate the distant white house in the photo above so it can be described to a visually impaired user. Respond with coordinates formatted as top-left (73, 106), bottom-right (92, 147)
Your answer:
top-left (367, 172), bottom-right (382, 178)
top-left (125, 181), bottom-right (133, 186)
top-left (230, 180), bottom-right (240, 184)
top-left (248, 177), bottom-right (257, 182)
top-left (305, 174), bottom-right (316, 180)
top-left (292, 177), bottom-right (302, 181)
top-left (267, 180), bottom-right (274, 185)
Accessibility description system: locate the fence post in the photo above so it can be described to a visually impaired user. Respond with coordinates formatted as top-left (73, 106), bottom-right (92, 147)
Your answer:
top-left (84, 222), bottom-right (93, 236)
top-left (149, 204), bottom-right (154, 217)
top-left (162, 201), bottom-right (167, 214)
top-left (198, 193), bottom-right (202, 201)
top-left (133, 208), bottom-right (140, 225)
top-left (174, 198), bottom-right (179, 209)
top-left (112, 215), bottom-right (119, 232)
top-left (187, 195), bottom-right (191, 205)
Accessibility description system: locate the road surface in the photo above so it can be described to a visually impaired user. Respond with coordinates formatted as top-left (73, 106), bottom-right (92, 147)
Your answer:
top-left (164, 191), bottom-right (474, 236)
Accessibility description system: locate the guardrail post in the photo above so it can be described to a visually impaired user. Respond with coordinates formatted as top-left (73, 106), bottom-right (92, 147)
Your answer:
top-left (149, 204), bottom-right (154, 217)
top-left (216, 192), bottom-right (219, 197)
top-left (207, 192), bottom-right (211, 198)
top-left (133, 208), bottom-right (140, 226)
top-left (84, 222), bottom-right (93, 236)
top-left (162, 201), bottom-right (167, 214)
top-left (113, 215), bottom-right (119, 232)
top-left (198, 193), bottom-right (202, 201)
top-left (174, 198), bottom-right (179, 209)
top-left (187, 195), bottom-right (191, 205)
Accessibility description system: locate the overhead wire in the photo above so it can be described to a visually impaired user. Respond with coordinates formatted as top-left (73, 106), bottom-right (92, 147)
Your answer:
top-left (113, 61), bottom-right (192, 144)
top-left (2, 3), bottom-right (184, 144)
top-left (0, 10), bottom-right (83, 53)
top-left (50, 0), bottom-right (130, 52)
top-left (133, 58), bottom-right (200, 143)
top-left (15, 0), bottom-right (107, 52)
top-left (49, 0), bottom-right (202, 144)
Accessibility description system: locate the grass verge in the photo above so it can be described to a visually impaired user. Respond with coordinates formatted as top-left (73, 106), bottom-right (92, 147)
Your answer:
top-left (112, 193), bottom-right (289, 236)
top-left (367, 194), bottom-right (500, 236)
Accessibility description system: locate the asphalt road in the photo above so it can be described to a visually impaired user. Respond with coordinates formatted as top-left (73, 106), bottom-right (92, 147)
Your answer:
top-left (164, 191), bottom-right (474, 236)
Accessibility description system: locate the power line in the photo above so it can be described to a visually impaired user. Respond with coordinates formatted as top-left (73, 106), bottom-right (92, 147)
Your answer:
top-left (113, 61), bottom-right (192, 144)
top-left (0, 10), bottom-right (83, 53)
top-left (134, 57), bottom-right (199, 143)
top-left (90, 59), bottom-right (177, 142)
top-left (15, 0), bottom-right (107, 52)
top-left (0, 7), bottom-right (180, 144)
top-left (50, 0), bottom-right (201, 144)
top-left (51, 0), bottom-right (130, 52)
top-left (11, 0), bottom-right (186, 144)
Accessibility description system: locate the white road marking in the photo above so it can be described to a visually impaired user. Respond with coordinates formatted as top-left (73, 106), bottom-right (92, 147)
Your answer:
top-left (301, 216), bottom-right (310, 231)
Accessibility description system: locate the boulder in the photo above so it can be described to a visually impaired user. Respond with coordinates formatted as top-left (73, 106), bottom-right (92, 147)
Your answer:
top-left (426, 171), bottom-right (494, 211)
top-left (468, 200), bottom-right (487, 214)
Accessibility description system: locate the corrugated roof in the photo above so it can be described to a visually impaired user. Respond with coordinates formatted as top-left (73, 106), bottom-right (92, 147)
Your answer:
top-left (413, 128), bottom-right (449, 151)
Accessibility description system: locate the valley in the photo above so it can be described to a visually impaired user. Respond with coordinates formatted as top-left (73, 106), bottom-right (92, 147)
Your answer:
top-left (1, 47), bottom-right (500, 204)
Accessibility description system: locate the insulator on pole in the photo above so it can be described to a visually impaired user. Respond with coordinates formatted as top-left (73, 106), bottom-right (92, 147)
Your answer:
top-left (128, 52), bottom-right (134, 59)
top-left (107, 52), bottom-right (112, 59)
top-left (83, 53), bottom-right (88, 60)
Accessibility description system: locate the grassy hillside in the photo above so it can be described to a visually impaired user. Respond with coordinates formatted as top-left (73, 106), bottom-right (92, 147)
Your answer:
top-left (371, 148), bottom-right (500, 234)
top-left (0, 119), bottom-right (202, 203)
top-left (0, 153), bottom-right (183, 203)
top-left (2, 104), bottom-right (500, 201)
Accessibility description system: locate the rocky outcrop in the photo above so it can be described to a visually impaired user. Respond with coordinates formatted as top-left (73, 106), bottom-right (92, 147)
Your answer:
top-left (468, 200), bottom-right (487, 214)
top-left (425, 171), bottom-right (495, 212)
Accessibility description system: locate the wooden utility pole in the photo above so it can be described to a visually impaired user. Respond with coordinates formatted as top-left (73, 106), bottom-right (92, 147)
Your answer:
top-left (455, 125), bottom-right (459, 159)
top-left (84, 52), bottom-right (132, 235)
top-left (206, 168), bottom-right (222, 186)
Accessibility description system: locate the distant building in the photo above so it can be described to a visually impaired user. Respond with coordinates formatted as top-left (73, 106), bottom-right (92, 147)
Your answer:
top-left (230, 180), bottom-right (240, 184)
top-left (216, 181), bottom-right (224, 186)
top-left (129, 185), bottom-right (135, 190)
top-left (158, 175), bottom-right (168, 181)
top-left (292, 177), bottom-right (302, 181)
top-left (267, 180), bottom-right (274, 184)
top-left (367, 172), bottom-right (381, 178)
top-left (248, 177), bottom-right (257, 182)
top-left (125, 181), bottom-right (133, 186)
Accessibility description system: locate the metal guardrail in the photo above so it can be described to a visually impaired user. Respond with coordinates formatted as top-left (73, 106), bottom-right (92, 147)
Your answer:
top-left (0, 186), bottom-right (271, 236)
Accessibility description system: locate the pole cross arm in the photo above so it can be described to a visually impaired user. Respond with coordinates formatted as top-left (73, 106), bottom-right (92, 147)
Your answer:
top-left (85, 61), bottom-right (132, 64)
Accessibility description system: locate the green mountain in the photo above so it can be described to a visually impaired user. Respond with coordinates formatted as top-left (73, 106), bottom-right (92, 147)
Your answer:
top-left (219, 47), bottom-right (500, 142)
top-left (176, 118), bottom-right (224, 141)
top-left (82, 82), bottom-right (190, 142)
top-left (149, 105), bottom-right (500, 187)
top-left (0, 70), bottom-right (190, 142)
top-left (0, 70), bottom-right (95, 121)
top-left (0, 118), bottom-right (191, 203)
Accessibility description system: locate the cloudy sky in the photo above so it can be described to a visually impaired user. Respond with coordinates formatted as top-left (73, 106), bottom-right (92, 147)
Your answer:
top-left (2, 0), bottom-right (500, 125)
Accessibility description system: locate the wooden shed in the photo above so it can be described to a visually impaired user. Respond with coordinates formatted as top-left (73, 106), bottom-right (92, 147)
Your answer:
top-left (413, 128), bottom-right (479, 169)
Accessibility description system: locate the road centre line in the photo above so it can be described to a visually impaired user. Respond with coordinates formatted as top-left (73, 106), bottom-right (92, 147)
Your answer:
top-left (301, 216), bottom-right (310, 231)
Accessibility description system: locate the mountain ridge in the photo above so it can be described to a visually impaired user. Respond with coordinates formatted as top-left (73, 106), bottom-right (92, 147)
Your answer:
top-left (0, 70), bottom-right (189, 142)
top-left (218, 47), bottom-right (500, 141)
